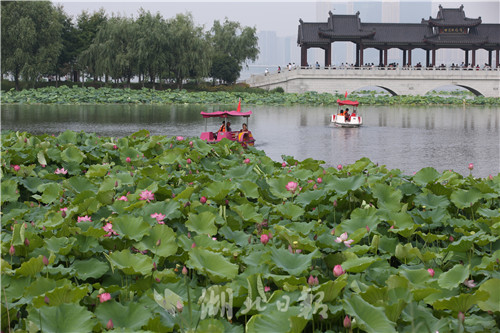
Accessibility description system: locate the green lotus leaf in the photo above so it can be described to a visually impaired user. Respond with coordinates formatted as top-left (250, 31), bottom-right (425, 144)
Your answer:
top-left (372, 183), bottom-right (402, 211)
top-left (19, 177), bottom-right (45, 193)
top-left (339, 207), bottom-right (380, 234)
top-left (294, 188), bottom-right (326, 207)
top-left (107, 250), bottom-right (154, 275)
top-left (112, 215), bottom-right (150, 241)
top-left (438, 264), bottom-right (469, 290)
top-left (450, 188), bottom-right (483, 209)
top-left (28, 303), bottom-right (96, 333)
top-left (57, 130), bottom-right (77, 144)
top-left (477, 207), bottom-right (500, 218)
top-left (232, 203), bottom-right (263, 223)
top-left (37, 150), bottom-right (47, 166)
top-left (413, 191), bottom-right (450, 209)
top-left (412, 287), bottom-right (442, 301)
top-left (15, 255), bottom-right (45, 277)
top-left (95, 301), bottom-right (151, 330)
top-left (187, 248), bottom-right (238, 283)
top-left (45, 236), bottom-right (76, 255)
top-left (274, 202), bottom-right (305, 221)
top-left (85, 164), bottom-right (110, 178)
top-left (327, 174), bottom-right (365, 195)
top-left (412, 167), bottom-right (440, 186)
top-left (202, 180), bottom-right (235, 202)
top-left (32, 284), bottom-right (89, 308)
top-left (153, 288), bottom-right (182, 314)
top-left (61, 146), bottom-right (84, 164)
top-left (135, 224), bottom-right (178, 257)
top-left (267, 176), bottom-right (295, 199)
top-left (343, 294), bottom-right (397, 333)
top-left (477, 278), bottom-right (500, 312)
top-left (315, 274), bottom-right (348, 302)
top-left (186, 211), bottom-right (218, 236)
top-left (0, 179), bottom-right (19, 205)
top-left (66, 175), bottom-right (98, 193)
top-left (239, 180), bottom-right (260, 199)
top-left (432, 291), bottom-right (489, 313)
top-left (72, 258), bottom-right (109, 280)
top-left (245, 307), bottom-right (308, 333)
top-left (37, 183), bottom-right (63, 204)
top-left (415, 231), bottom-right (448, 243)
top-left (158, 148), bottom-right (183, 165)
top-left (269, 247), bottom-right (320, 276)
top-left (474, 250), bottom-right (500, 271)
top-left (444, 238), bottom-right (474, 252)
top-left (342, 257), bottom-right (379, 273)
top-left (23, 277), bottom-right (61, 299)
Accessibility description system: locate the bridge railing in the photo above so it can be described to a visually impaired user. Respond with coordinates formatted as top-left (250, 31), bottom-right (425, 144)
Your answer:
top-left (299, 65), bottom-right (500, 71)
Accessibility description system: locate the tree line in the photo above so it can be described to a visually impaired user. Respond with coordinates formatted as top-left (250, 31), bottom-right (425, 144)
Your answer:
top-left (1, 1), bottom-right (259, 90)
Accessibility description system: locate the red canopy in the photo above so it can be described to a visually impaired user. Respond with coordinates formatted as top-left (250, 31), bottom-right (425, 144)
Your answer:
top-left (336, 99), bottom-right (359, 106)
top-left (200, 110), bottom-right (252, 118)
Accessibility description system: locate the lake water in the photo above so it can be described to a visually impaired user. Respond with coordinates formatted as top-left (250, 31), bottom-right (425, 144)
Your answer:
top-left (1, 104), bottom-right (499, 178)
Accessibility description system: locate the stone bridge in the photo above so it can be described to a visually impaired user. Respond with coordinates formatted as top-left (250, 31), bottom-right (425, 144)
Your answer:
top-left (245, 67), bottom-right (500, 98)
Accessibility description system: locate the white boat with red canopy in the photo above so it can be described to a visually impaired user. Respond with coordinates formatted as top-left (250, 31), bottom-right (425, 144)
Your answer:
top-left (331, 99), bottom-right (363, 127)
top-left (200, 104), bottom-right (255, 147)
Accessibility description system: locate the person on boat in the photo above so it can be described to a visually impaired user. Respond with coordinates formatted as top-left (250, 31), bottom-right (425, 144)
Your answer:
top-left (226, 121), bottom-right (232, 132)
top-left (215, 120), bottom-right (226, 138)
top-left (345, 108), bottom-right (350, 121)
top-left (339, 109), bottom-right (344, 116)
top-left (238, 123), bottom-right (248, 142)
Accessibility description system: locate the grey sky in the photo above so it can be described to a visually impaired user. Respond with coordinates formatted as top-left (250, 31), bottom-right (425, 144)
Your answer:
top-left (53, 0), bottom-right (500, 38)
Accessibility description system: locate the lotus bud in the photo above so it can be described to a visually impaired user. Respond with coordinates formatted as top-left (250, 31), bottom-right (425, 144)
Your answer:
top-left (200, 196), bottom-right (207, 204)
top-left (343, 316), bottom-right (351, 328)
top-left (43, 256), bottom-right (49, 266)
top-left (308, 275), bottom-right (319, 286)
top-left (155, 278), bottom-right (161, 283)
top-left (187, 158), bottom-right (191, 164)
top-left (337, 164), bottom-right (343, 170)
top-left (187, 232), bottom-right (191, 239)
top-left (113, 144), bottom-right (118, 150)
top-left (191, 243), bottom-right (196, 248)
top-left (176, 300), bottom-right (184, 313)
top-left (468, 163), bottom-right (474, 171)
top-left (189, 141), bottom-right (193, 147)
top-left (333, 265), bottom-right (345, 277)
top-left (333, 200), bottom-right (338, 207)
top-left (449, 236), bottom-right (454, 242)
top-left (126, 157), bottom-right (131, 163)
top-left (44, 296), bottom-right (50, 305)
top-left (9, 245), bottom-right (15, 256)
top-left (366, 225), bottom-right (370, 232)
top-left (153, 262), bottom-right (157, 270)
top-left (244, 158), bottom-right (250, 164)
top-left (458, 311), bottom-right (465, 323)
top-left (489, 174), bottom-right (493, 180)
top-left (107, 319), bottom-right (114, 330)
top-left (282, 162), bottom-right (286, 167)
top-left (427, 268), bottom-right (435, 277)
top-left (184, 201), bottom-right (191, 207)
top-left (61, 210), bottom-right (66, 218)
top-left (260, 234), bottom-right (269, 245)
top-left (115, 181), bottom-right (118, 187)
top-left (331, 228), bottom-right (335, 235)
top-left (24, 238), bottom-right (30, 247)
top-left (156, 239), bottom-right (161, 247)
top-left (182, 266), bottom-right (188, 275)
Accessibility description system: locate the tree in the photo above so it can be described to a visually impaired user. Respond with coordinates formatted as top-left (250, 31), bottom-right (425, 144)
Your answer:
top-left (1, 1), bottom-right (63, 90)
top-left (210, 54), bottom-right (240, 84)
top-left (209, 19), bottom-right (259, 84)
top-left (166, 13), bottom-right (211, 89)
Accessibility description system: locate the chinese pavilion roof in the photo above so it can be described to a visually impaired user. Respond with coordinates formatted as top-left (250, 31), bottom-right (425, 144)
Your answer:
top-left (424, 5), bottom-right (481, 28)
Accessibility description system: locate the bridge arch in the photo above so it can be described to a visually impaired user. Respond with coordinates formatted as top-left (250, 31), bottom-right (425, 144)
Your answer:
top-left (425, 84), bottom-right (484, 97)
top-left (353, 85), bottom-right (398, 96)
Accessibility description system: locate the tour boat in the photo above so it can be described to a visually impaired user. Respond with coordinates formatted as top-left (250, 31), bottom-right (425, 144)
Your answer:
top-left (331, 99), bottom-right (363, 127)
top-left (200, 103), bottom-right (255, 148)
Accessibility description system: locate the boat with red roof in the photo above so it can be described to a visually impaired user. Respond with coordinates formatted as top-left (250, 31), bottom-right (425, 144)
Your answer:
top-left (331, 99), bottom-right (363, 127)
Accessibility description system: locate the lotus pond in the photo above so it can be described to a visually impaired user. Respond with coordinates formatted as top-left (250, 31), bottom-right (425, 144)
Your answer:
top-left (1, 130), bottom-right (499, 333)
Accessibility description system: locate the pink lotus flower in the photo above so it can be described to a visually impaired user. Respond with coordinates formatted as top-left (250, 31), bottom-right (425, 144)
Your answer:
top-left (260, 234), bottom-right (269, 245)
top-left (182, 266), bottom-right (188, 275)
top-left (335, 232), bottom-right (348, 243)
top-left (118, 196), bottom-right (128, 201)
top-left (103, 222), bottom-right (118, 237)
top-left (176, 300), bottom-right (183, 312)
top-left (98, 292), bottom-right (111, 303)
top-left (286, 181), bottom-right (298, 193)
top-left (337, 164), bottom-right (343, 170)
top-left (139, 190), bottom-right (155, 202)
top-left (113, 145), bottom-right (118, 150)
top-left (331, 228), bottom-right (335, 235)
top-left (191, 243), bottom-right (196, 248)
top-left (200, 196), bottom-right (207, 204)
top-left (107, 319), bottom-right (114, 330)
top-left (13, 165), bottom-right (20, 172)
top-left (264, 286), bottom-right (271, 292)
top-left (463, 279), bottom-right (476, 288)
top-left (187, 158), bottom-right (192, 164)
top-left (343, 316), bottom-right (351, 328)
top-left (308, 275), bottom-right (319, 286)
top-left (344, 239), bottom-right (354, 248)
top-left (77, 215), bottom-right (92, 223)
top-left (428, 268), bottom-right (435, 277)
top-left (189, 141), bottom-right (193, 147)
top-left (282, 162), bottom-right (287, 167)
top-left (244, 158), bottom-right (250, 164)
top-left (176, 136), bottom-right (184, 141)
top-left (317, 177), bottom-right (322, 184)
top-left (55, 167), bottom-right (68, 175)
top-left (468, 163), bottom-right (474, 171)
top-left (60, 207), bottom-right (68, 212)
top-left (126, 157), bottom-right (131, 163)
top-left (151, 212), bottom-right (166, 224)
top-left (489, 174), bottom-right (493, 180)
top-left (333, 264), bottom-right (345, 277)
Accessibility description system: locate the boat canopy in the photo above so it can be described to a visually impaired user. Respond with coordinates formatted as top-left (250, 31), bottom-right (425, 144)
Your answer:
top-left (200, 111), bottom-right (252, 118)
top-left (336, 99), bottom-right (359, 107)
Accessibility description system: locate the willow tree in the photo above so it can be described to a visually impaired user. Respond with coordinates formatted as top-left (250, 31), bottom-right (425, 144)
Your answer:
top-left (135, 9), bottom-right (168, 88)
top-left (1, 1), bottom-right (63, 90)
top-left (209, 19), bottom-right (259, 84)
top-left (80, 16), bottom-right (138, 87)
top-left (166, 13), bottom-right (211, 89)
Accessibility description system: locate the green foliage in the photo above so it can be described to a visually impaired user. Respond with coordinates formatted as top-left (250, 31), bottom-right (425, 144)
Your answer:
top-left (1, 130), bottom-right (499, 332)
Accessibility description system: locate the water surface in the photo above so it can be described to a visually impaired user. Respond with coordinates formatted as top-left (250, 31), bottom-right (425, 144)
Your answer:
top-left (2, 104), bottom-right (498, 177)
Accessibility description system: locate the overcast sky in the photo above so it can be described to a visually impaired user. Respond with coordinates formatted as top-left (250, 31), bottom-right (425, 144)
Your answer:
top-left (53, 0), bottom-right (499, 38)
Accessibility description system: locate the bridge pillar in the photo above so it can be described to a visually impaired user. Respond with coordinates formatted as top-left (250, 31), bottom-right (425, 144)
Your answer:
top-left (360, 45), bottom-right (364, 66)
top-left (465, 50), bottom-right (469, 66)
top-left (301, 46), bottom-right (308, 67)
top-left (408, 49), bottom-right (412, 66)
top-left (472, 49), bottom-right (476, 67)
top-left (355, 44), bottom-right (360, 67)
top-left (488, 50), bottom-right (492, 67)
top-left (426, 50), bottom-right (430, 67)
top-left (432, 49), bottom-right (436, 66)
top-left (384, 49), bottom-right (388, 66)
top-left (379, 49), bottom-right (383, 66)
top-left (402, 50), bottom-right (407, 67)
top-left (496, 49), bottom-right (499, 68)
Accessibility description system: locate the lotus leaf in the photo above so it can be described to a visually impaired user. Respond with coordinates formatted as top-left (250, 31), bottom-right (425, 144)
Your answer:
top-left (107, 250), bottom-right (154, 275)
top-left (187, 248), bottom-right (239, 283)
top-left (27, 303), bottom-right (96, 333)
top-left (111, 215), bottom-right (150, 241)
top-left (72, 258), bottom-right (110, 280)
top-left (95, 301), bottom-right (152, 330)
top-left (477, 278), bottom-right (500, 312)
top-left (269, 247), bottom-right (320, 275)
top-left (437, 264), bottom-right (469, 290)
top-left (343, 294), bottom-right (397, 333)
